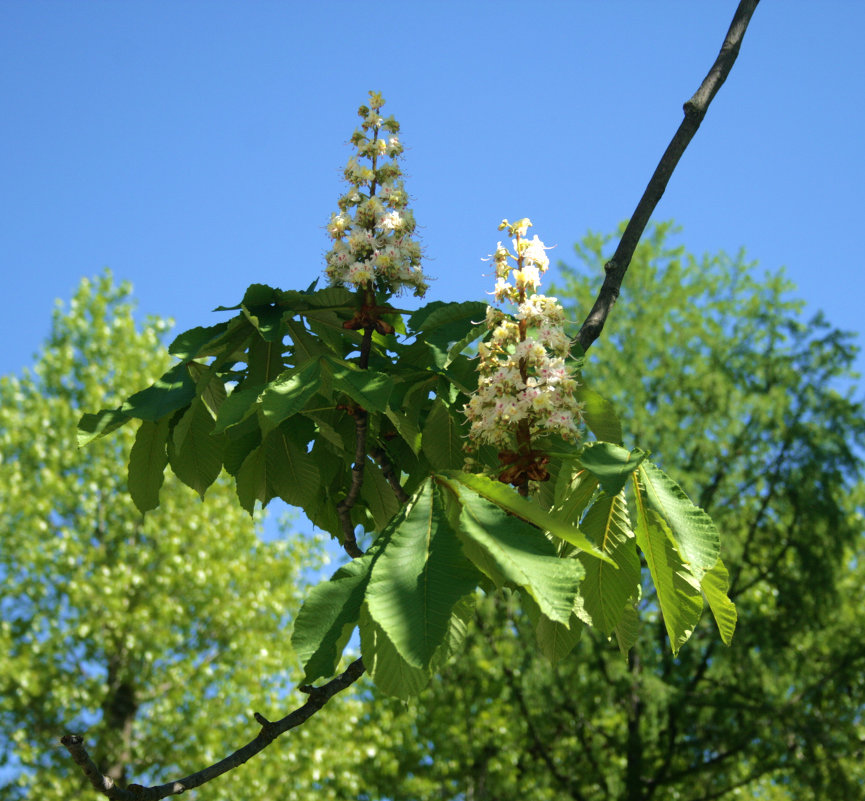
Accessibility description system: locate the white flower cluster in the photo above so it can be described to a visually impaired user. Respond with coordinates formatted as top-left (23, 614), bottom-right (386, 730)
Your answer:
top-left (464, 220), bottom-right (583, 449)
top-left (324, 92), bottom-right (428, 297)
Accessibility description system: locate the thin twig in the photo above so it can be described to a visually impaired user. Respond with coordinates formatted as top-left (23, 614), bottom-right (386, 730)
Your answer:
top-left (576, 0), bottom-right (760, 353)
top-left (60, 659), bottom-right (366, 801)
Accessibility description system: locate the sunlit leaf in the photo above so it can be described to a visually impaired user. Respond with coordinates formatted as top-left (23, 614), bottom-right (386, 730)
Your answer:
top-left (212, 385), bottom-right (263, 434)
top-left (578, 491), bottom-right (641, 634)
top-left (639, 461), bottom-right (720, 578)
top-left (421, 399), bottom-right (465, 470)
top-left (168, 322), bottom-right (229, 360)
top-left (634, 483), bottom-right (702, 655)
top-left (258, 360), bottom-right (323, 434)
top-left (578, 442), bottom-right (647, 496)
top-left (359, 605), bottom-right (430, 700)
top-left (77, 407), bottom-right (131, 447)
top-left (702, 557), bottom-right (737, 645)
top-left (120, 362), bottom-right (197, 422)
top-left (324, 355), bottom-right (393, 412)
top-left (441, 471), bottom-right (611, 562)
top-left (576, 384), bottom-right (623, 444)
top-left (366, 480), bottom-right (481, 668)
top-left (446, 479), bottom-right (584, 625)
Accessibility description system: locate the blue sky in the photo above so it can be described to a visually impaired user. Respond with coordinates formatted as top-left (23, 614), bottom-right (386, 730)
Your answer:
top-left (2, 1), bottom-right (863, 384)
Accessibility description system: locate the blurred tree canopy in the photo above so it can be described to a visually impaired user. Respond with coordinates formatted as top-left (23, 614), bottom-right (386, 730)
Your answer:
top-left (0, 273), bottom-right (384, 801)
top-left (348, 223), bottom-right (865, 801)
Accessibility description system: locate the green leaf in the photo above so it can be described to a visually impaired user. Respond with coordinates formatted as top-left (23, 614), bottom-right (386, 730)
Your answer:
top-left (303, 285), bottom-right (356, 309)
top-left (306, 405), bottom-right (353, 454)
top-left (264, 423), bottom-right (320, 509)
top-left (359, 459), bottom-right (402, 530)
top-left (168, 397), bottom-right (224, 498)
top-left (212, 385), bottom-right (263, 434)
top-left (168, 323), bottom-right (229, 360)
top-left (534, 608), bottom-right (584, 663)
top-left (578, 442), bottom-right (647, 496)
top-left (634, 488), bottom-right (702, 655)
top-left (385, 407), bottom-right (423, 455)
top-left (193, 314), bottom-right (256, 362)
top-left (246, 336), bottom-right (285, 385)
top-left (441, 471), bottom-right (611, 563)
top-left (77, 407), bottom-right (131, 447)
top-left (120, 362), bottom-right (197, 422)
top-left (258, 360), bottom-right (323, 434)
top-left (445, 479), bottom-right (584, 625)
top-left (576, 384), bottom-right (623, 444)
top-left (402, 301), bottom-right (488, 370)
top-left (243, 301), bottom-right (284, 342)
top-left (551, 467), bottom-right (600, 526)
top-left (221, 415), bottom-right (261, 476)
top-left (285, 320), bottom-right (330, 365)
top-left (186, 361), bottom-right (228, 416)
top-left (242, 283), bottom-right (280, 307)
top-left (366, 480), bottom-right (481, 669)
top-left (127, 418), bottom-right (170, 513)
top-left (614, 603), bottom-right (640, 656)
top-left (408, 300), bottom-right (487, 339)
top-left (578, 491), bottom-right (641, 634)
top-left (384, 375), bottom-right (434, 455)
top-left (292, 555), bottom-right (374, 683)
top-left (324, 355), bottom-right (392, 412)
top-left (440, 354), bottom-right (479, 395)
top-left (445, 322), bottom-right (487, 366)
top-left (429, 594), bottom-right (476, 671)
top-left (638, 461), bottom-right (720, 578)
top-left (360, 604), bottom-right (431, 700)
top-left (701, 558), bottom-right (737, 645)
top-left (233, 421), bottom-right (319, 515)
top-left (421, 399), bottom-right (465, 470)
top-left (234, 444), bottom-right (270, 514)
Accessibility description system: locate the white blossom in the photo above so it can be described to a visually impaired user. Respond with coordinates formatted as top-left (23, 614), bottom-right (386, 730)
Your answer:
top-left (323, 92), bottom-right (428, 297)
top-left (464, 221), bottom-right (583, 450)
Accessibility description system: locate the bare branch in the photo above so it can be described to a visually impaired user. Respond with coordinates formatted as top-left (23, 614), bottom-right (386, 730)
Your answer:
top-left (61, 658), bottom-right (366, 800)
top-left (576, 0), bottom-right (760, 353)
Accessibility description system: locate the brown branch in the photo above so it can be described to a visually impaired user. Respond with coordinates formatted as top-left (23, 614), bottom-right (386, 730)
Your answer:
top-left (60, 658), bottom-right (366, 800)
top-left (576, 0), bottom-right (760, 353)
top-left (336, 326), bottom-right (375, 559)
top-left (370, 445), bottom-right (410, 503)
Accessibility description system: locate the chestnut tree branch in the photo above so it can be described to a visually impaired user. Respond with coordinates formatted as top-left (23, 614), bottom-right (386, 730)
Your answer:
top-left (336, 326), bottom-right (375, 559)
top-left (60, 658), bottom-right (366, 801)
top-left (370, 445), bottom-right (410, 504)
top-left (576, 0), bottom-right (760, 353)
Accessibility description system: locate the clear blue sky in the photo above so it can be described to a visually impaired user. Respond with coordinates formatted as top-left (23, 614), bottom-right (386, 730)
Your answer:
top-left (2, 1), bottom-right (863, 383)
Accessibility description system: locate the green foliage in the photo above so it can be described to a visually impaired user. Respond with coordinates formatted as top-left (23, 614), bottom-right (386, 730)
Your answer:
top-left (0, 273), bottom-right (387, 800)
top-left (347, 222), bottom-right (865, 800)
top-left (79, 266), bottom-right (731, 703)
top-left (82, 276), bottom-right (734, 698)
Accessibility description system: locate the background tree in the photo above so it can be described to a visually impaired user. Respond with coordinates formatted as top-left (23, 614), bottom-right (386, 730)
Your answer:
top-left (349, 222), bottom-right (865, 801)
top-left (0, 272), bottom-right (384, 801)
